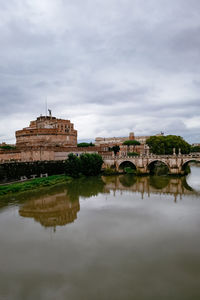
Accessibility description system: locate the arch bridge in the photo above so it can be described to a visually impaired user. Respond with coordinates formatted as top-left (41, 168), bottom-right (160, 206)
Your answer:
top-left (103, 153), bottom-right (200, 175)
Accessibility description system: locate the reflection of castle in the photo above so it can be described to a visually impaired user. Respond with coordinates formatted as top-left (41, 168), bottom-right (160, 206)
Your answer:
top-left (19, 191), bottom-right (80, 228)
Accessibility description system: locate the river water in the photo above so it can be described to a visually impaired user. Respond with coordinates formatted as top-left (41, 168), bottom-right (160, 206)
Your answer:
top-left (0, 165), bottom-right (200, 300)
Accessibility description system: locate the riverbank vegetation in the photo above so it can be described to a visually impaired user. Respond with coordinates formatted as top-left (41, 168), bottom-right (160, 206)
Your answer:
top-left (65, 153), bottom-right (103, 178)
top-left (0, 175), bottom-right (71, 196)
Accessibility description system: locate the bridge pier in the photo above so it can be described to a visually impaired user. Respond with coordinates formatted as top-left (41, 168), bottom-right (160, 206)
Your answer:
top-left (136, 166), bottom-right (149, 174)
top-left (168, 167), bottom-right (185, 175)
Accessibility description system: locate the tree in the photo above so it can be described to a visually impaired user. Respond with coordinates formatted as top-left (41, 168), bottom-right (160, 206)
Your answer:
top-left (123, 140), bottom-right (140, 146)
top-left (110, 145), bottom-right (120, 156)
top-left (77, 142), bottom-right (95, 147)
top-left (0, 145), bottom-right (16, 150)
top-left (65, 153), bottom-right (103, 178)
top-left (80, 153), bottom-right (103, 176)
top-left (65, 153), bottom-right (81, 178)
top-left (123, 140), bottom-right (140, 154)
top-left (191, 146), bottom-right (200, 152)
top-left (146, 135), bottom-right (191, 155)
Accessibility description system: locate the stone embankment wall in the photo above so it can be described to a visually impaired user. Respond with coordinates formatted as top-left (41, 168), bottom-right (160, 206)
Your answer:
top-left (0, 146), bottom-right (107, 163)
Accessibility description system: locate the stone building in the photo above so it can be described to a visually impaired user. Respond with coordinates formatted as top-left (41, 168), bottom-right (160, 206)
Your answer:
top-left (16, 114), bottom-right (77, 148)
top-left (95, 132), bottom-right (164, 156)
top-left (95, 132), bottom-right (135, 146)
top-left (95, 132), bottom-right (164, 147)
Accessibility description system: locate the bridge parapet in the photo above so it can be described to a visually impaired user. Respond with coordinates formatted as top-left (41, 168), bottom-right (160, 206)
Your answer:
top-left (181, 153), bottom-right (200, 158)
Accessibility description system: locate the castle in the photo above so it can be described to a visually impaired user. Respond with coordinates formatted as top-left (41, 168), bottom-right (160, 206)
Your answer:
top-left (16, 112), bottom-right (77, 148)
top-left (0, 113), bottom-right (102, 162)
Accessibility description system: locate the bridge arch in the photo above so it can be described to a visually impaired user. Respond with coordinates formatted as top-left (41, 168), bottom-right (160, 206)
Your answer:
top-left (118, 160), bottom-right (136, 171)
top-left (182, 159), bottom-right (200, 171)
top-left (147, 160), bottom-right (169, 175)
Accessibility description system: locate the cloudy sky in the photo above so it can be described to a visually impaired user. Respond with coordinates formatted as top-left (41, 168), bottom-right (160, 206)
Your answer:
top-left (0, 0), bottom-right (200, 143)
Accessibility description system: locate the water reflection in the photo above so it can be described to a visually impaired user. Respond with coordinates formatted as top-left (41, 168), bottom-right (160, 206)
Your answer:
top-left (19, 191), bottom-right (80, 228)
top-left (65, 176), bottom-right (105, 201)
top-left (1, 168), bottom-right (200, 300)
top-left (102, 174), bottom-right (198, 199)
top-left (18, 177), bottom-right (106, 229)
top-left (15, 170), bottom-right (200, 229)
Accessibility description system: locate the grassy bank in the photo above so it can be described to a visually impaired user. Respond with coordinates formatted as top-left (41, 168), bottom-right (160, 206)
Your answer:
top-left (0, 175), bottom-right (71, 196)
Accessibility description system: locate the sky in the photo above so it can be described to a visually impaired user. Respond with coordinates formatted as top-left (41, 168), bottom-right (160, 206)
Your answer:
top-left (0, 0), bottom-right (200, 144)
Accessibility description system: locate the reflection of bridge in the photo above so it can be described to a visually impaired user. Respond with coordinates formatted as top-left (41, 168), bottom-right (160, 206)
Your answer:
top-left (102, 176), bottom-right (197, 201)
top-left (103, 153), bottom-right (200, 174)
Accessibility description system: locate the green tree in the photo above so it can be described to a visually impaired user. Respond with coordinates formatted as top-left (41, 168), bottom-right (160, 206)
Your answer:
top-left (110, 145), bottom-right (120, 156)
top-left (191, 146), bottom-right (200, 152)
top-left (123, 140), bottom-right (140, 154)
top-left (80, 153), bottom-right (103, 176)
top-left (65, 153), bottom-right (103, 178)
top-left (77, 142), bottom-right (95, 147)
top-left (123, 140), bottom-right (140, 146)
top-left (0, 145), bottom-right (16, 150)
top-left (65, 153), bottom-right (81, 178)
top-left (146, 135), bottom-right (191, 155)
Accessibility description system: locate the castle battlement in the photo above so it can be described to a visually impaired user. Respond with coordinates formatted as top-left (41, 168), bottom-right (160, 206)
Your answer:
top-left (15, 114), bottom-right (77, 148)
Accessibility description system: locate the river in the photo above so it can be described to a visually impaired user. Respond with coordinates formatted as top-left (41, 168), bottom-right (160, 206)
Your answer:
top-left (0, 165), bottom-right (200, 300)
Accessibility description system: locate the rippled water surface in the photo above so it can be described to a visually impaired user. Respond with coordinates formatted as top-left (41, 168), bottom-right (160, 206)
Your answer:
top-left (0, 165), bottom-right (200, 300)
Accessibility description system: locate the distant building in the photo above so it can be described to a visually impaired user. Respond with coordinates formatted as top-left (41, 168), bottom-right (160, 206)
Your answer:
top-left (95, 132), bottom-right (164, 156)
top-left (16, 114), bottom-right (77, 148)
top-left (95, 132), bottom-right (164, 146)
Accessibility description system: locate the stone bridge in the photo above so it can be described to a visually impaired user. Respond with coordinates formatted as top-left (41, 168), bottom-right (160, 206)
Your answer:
top-left (103, 153), bottom-right (200, 174)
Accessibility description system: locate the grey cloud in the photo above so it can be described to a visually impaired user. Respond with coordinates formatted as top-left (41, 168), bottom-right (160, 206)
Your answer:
top-left (0, 0), bottom-right (199, 143)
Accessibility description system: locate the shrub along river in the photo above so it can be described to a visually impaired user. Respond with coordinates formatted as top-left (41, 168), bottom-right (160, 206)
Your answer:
top-left (0, 164), bottom-right (200, 300)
